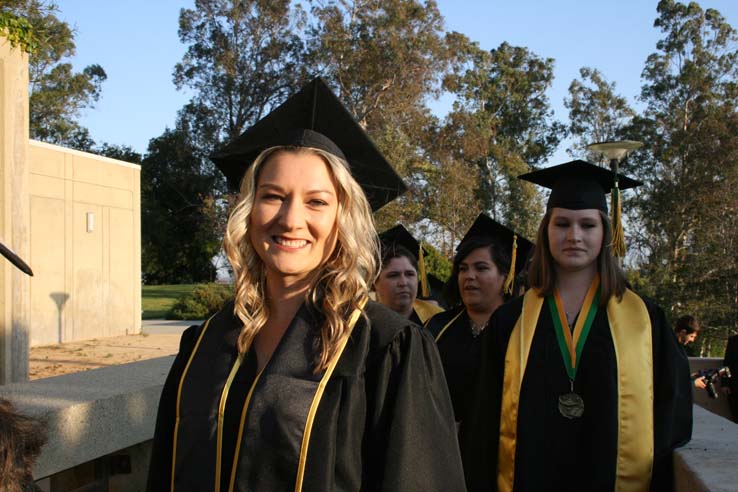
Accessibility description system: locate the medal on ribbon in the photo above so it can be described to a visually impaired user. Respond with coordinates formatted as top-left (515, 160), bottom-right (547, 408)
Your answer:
top-left (547, 275), bottom-right (600, 419)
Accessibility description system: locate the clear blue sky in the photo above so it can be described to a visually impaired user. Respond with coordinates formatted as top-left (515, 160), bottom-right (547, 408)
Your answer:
top-left (54, 0), bottom-right (738, 165)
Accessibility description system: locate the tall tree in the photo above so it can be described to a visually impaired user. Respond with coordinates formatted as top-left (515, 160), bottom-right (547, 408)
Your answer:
top-left (627, 0), bottom-right (738, 354)
top-left (565, 67), bottom-right (635, 159)
top-left (152, 0), bottom-right (309, 283)
top-left (141, 113), bottom-right (225, 284)
top-left (306, 0), bottom-right (455, 232)
top-left (442, 38), bottom-right (564, 237)
top-left (174, 0), bottom-right (309, 147)
top-left (93, 143), bottom-right (142, 164)
top-left (420, 134), bottom-right (483, 255)
top-left (2, 0), bottom-right (106, 149)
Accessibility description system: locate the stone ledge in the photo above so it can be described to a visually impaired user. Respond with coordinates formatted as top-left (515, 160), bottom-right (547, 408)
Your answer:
top-left (1, 355), bottom-right (736, 490)
top-left (0, 356), bottom-right (174, 479)
top-left (675, 406), bottom-right (738, 492)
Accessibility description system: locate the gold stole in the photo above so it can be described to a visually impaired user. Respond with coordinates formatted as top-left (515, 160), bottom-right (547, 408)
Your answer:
top-left (498, 288), bottom-right (654, 492)
top-left (413, 298), bottom-right (444, 325)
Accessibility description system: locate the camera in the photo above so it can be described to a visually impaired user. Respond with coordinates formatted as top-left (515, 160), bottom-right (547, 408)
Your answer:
top-left (694, 367), bottom-right (732, 399)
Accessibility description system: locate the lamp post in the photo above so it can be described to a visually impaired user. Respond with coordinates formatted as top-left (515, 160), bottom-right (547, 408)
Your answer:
top-left (587, 140), bottom-right (643, 174)
top-left (587, 140), bottom-right (643, 260)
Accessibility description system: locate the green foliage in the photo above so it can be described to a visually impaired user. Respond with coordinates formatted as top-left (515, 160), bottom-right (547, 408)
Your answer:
top-left (168, 283), bottom-right (234, 320)
top-left (621, 0), bottom-right (738, 355)
top-left (93, 143), bottom-right (143, 163)
top-left (141, 120), bottom-right (226, 284)
top-left (565, 67), bottom-right (635, 159)
top-left (142, 0), bottom-right (312, 286)
top-left (416, 149), bottom-right (482, 255)
top-left (174, 0), bottom-right (308, 144)
top-left (30, 62), bottom-right (106, 149)
top-left (307, 0), bottom-right (455, 236)
top-left (439, 39), bottom-right (560, 239)
top-left (421, 242), bottom-right (451, 281)
top-left (142, 284), bottom-right (201, 319)
top-left (0, 11), bottom-right (37, 52)
top-left (3, 0), bottom-right (107, 149)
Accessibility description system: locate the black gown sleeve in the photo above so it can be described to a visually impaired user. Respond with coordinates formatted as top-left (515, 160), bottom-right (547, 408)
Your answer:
top-left (364, 324), bottom-right (467, 492)
top-left (724, 335), bottom-right (738, 375)
top-left (649, 302), bottom-right (692, 491)
top-left (146, 324), bottom-right (201, 492)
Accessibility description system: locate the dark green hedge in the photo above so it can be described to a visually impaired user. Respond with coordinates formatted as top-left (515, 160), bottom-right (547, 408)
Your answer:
top-left (167, 283), bottom-right (233, 320)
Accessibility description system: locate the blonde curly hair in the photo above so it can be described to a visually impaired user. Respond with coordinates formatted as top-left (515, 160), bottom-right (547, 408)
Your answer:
top-left (223, 146), bottom-right (379, 371)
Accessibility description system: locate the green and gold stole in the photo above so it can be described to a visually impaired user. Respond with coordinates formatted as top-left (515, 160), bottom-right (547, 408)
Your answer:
top-left (497, 286), bottom-right (654, 492)
top-left (547, 277), bottom-right (600, 419)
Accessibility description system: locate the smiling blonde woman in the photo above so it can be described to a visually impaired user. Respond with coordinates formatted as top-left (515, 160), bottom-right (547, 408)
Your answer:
top-left (147, 78), bottom-right (465, 492)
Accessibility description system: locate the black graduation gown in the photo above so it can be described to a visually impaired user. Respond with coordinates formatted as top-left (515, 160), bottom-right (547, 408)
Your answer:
top-left (147, 299), bottom-right (466, 492)
top-left (723, 334), bottom-right (738, 422)
top-left (427, 307), bottom-right (484, 424)
top-left (409, 309), bottom-right (424, 327)
top-left (460, 294), bottom-right (692, 492)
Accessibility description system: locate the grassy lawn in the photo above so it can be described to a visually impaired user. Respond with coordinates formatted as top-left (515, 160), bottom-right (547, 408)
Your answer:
top-left (142, 284), bottom-right (201, 319)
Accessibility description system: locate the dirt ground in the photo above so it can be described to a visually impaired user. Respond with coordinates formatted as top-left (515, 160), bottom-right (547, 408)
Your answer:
top-left (29, 333), bottom-right (182, 380)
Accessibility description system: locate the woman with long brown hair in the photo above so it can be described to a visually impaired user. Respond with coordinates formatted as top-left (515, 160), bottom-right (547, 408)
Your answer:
top-left (461, 161), bottom-right (692, 492)
top-left (147, 79), bottom-right (464, 492)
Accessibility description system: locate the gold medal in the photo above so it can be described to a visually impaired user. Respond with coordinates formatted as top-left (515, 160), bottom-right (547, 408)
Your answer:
top-left (547, 276), bottom-right (600, 421)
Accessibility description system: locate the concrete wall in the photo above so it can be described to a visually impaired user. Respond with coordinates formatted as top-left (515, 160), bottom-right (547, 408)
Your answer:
top-left (1, 34), bottom-right (141, 378)
top-left (27, 141), bottom-right (141, 345)
top-left (0, 36), bottom-right (32, 383)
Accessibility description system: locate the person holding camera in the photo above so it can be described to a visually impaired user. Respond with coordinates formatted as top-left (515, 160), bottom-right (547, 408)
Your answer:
top-left (675, 315), bottom-right (708, 389)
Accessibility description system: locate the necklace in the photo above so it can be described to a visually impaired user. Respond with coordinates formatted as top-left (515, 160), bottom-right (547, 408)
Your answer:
top-left (470, 319), bottom-right (489, 337)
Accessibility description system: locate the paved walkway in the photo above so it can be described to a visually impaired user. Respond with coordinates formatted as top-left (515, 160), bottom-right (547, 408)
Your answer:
top-left (29, 320), bottom-right (202, 380)
top-left (142, 318), bottom-right (203, 335)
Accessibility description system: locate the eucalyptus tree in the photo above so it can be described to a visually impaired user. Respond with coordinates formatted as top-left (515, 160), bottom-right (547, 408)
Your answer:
top-left (627, 0), bottom-right (738, 353)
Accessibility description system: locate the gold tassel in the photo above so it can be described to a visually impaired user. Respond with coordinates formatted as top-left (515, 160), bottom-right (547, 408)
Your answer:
top-left (503, 235), bottom-right (518, 295)
top-left (611, 181), bottom-right (626, 257)
top-left (419, 244), bottom-right (429, 298)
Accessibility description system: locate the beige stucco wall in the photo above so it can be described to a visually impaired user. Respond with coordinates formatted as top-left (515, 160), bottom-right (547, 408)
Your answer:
top-left (0, 35), bottom-right (32, 382)
top-left (27, 141), bottom-right (141, 345)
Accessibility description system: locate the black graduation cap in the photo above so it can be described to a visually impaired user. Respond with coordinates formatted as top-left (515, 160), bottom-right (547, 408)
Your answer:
top-left (518, 159), bottom-right (642, 256)
top-left (458, 214), bottom-right (534, 275)
top-left (210, 77), bottom-right (407, 211)
top-left (517, 159), bottom-right (641, 212)
top-left (457, 213), bottom-right (534, 294)
top-left (379, 224), bottom-right (431, 297)
top-left (0, 240), bottom-right (33, 276)
top-left (379, 225), bottom-right (421, 259)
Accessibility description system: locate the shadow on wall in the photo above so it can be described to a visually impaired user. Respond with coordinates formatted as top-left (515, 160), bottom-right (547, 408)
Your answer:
top-left (49, 293), bottom-right (69, 344)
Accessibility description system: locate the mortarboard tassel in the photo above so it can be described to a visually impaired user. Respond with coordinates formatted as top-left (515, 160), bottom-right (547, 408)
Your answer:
top-left (611, 180), bottom-right (626, 257)
top-left (503, 235), bottom-right (518, 295)
top-left (418, 245), bottom-right (430, 298)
